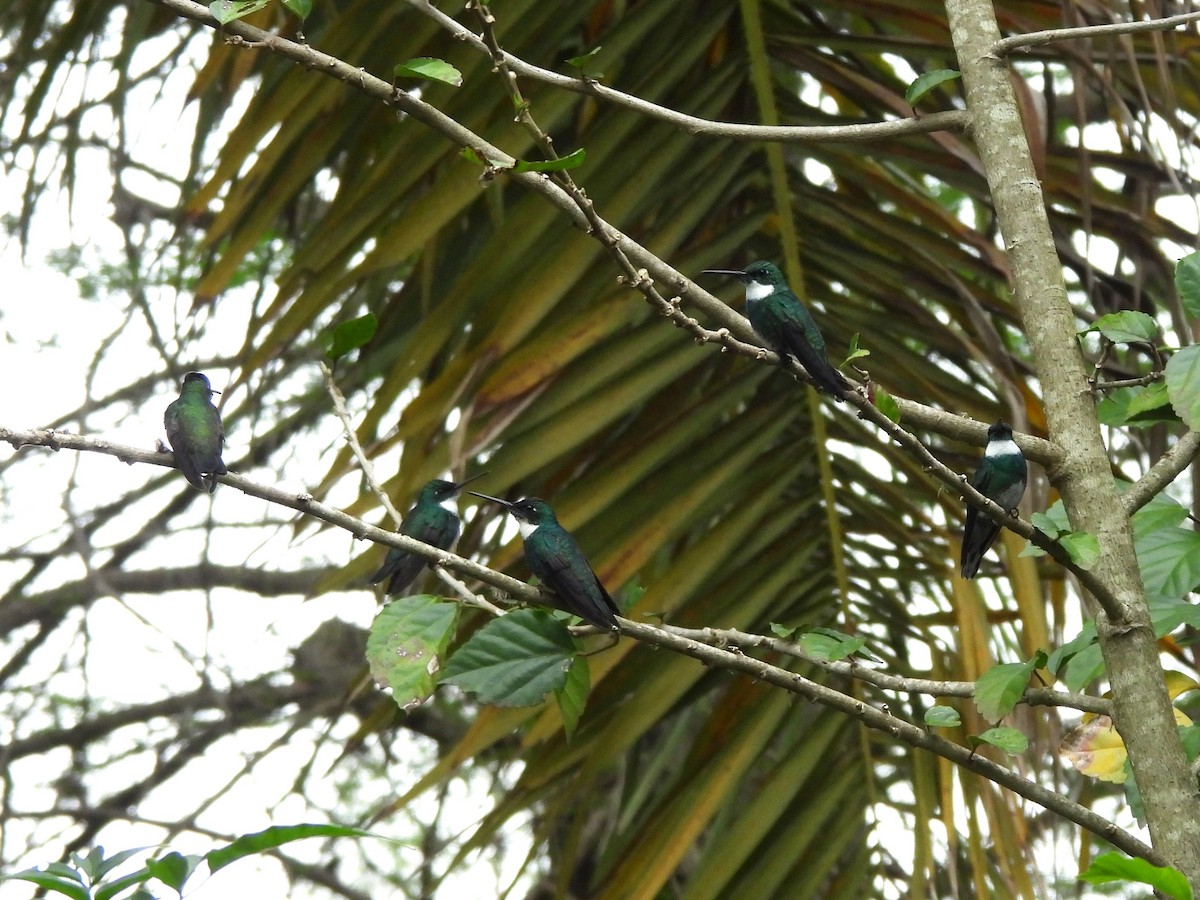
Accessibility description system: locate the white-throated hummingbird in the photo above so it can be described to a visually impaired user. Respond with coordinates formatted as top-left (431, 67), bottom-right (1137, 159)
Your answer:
top-left (960, 420), bottom-right (1027, 579)
top-left (164, 371), bottom-right (226, 492)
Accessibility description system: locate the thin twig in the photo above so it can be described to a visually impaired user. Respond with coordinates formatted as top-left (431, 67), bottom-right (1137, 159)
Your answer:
top-left (994, 10), bottom-right (1200, 55)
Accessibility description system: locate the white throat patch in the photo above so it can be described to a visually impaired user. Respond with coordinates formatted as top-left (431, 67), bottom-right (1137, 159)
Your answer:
top-left (439, 496), bottom-right (458, 513)
top-left (746, 280), bottom-right (774, 302)
top-left (517, 519), bottom-right (539, 538)
top-left (985, 437), bottom-right (1020, 459)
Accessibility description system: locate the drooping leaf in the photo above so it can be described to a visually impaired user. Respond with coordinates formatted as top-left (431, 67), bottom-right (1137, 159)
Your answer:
top-left (905, 69), bottom-right (961, 104)
top-left (973, 657), bottom-right (1040, 723)
top-left (394, 57), bottom-right (463, 87)
top-left (872, 384), bottom-right (900, 422)
top-left (1177, 251), bottom-right (1200, 320)
top-left (1166, 344), bottom-right (1200, 428)
top-left (367, 596), bottom-right (460, 711)
top-left (441, 609), bottom-right (576, 707)
top-left (281, 0), bottom-right (312, 19)
top-left (144, 852), bottom-right (203, 893)
top-left (1079, 852), bottom-right (1193, 899)
top-left (555, 654), bottom-right (590, 741)
top-left (1060, 714), bottom-right (1130, 783)
top-left (7, 870), bottom-right (89, 900)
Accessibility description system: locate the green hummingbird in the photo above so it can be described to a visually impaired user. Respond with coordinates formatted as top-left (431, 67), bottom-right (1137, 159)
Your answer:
top-left (469, 492), bottom-right (620, 634)
top-left (164, 372), bottom-right (226, 492)
top-left (370, 473), bottom-right (488, 596)
top-left (960, 420), bottom-right (1027, 579)
top-left (702, 260), bottom-right (850, 399)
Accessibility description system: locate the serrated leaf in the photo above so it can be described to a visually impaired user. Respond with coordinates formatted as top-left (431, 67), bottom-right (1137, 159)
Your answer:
top-left (324, 312), bottom-right (377, 363)
top-left (1166, 344), bottom-right (1200, 428)
top-left (554, 655), bottom-right (590, 741)
top-left (441, 609), bottom-right (576, 707)
top-left (1126, 380), bottom-right (1172, 418)
top-left (924, 706), bottom-right (961, 727)
top-left (1059, 530), bottom-right (1101, 570)
top-left (1080, 853), bottom-right (1193, 899)
top-left (873, 384), bottom-right (900, 422)
top-left (1046, 625), bottom-right (1095, 677)
top-left (1177, 251), bottom-right (1200, 320)
top-left (208, 0), bottom-right (270, 25)
top-left (207, 824), bottom-right (376, 874)
top-left (1085, 310), bottom-right (1158, 344)
top-left (394, 57), bottom-right (463, 87)
top-left (905, 69), bottom-right (961, 104)
top-left (367, 596), bottom-right (460, 711)
top-left (145, 852), bottom-right (203, 892)
top-left (973, 659), bottom-right (1038, 723)
top-left (971, 726), bottom-right (1028, 755)
top-left (513, 149), bottom-right (586, 173)
top-left (281, 0), bottom-right (312, 19)
top-left (1137, 526), bottom-right (1200, 600)
top-left (1132, 493), bottom-right (1189, 538)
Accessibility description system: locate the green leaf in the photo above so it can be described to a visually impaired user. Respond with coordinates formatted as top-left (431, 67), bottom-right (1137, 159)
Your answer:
top-left (554, 654), bottom-right (590, 741)
top-left (441, 609), bottom-right (577, 707)
top-left (1126, 380), bottom-right (1173, 418)
top-left (969, 726), bottom-right (1028, 755)
top-left (513, 149), bottom-right (586, 173)
top-left (797, 630), bottom-right (864, 662)
top-left (1132, 493), bottom-right (1189, 538)
top-left (1079, 852), bottom-right (1193, 900)
top-left (973, 659), bottom-right (1038, 723)
top-left (1030, 509), bottom-right (1064, 538)
top-left (905, 69), bottom-right (961, 104)
top-left (96, 869), bottom-right (155, 900)
top-left (1084, 310), bottom-right (1158, 344)
top-left (924, 706), bottom-right (961, 727)
top-left (873, 384), bottom-right (900, 422)
top-left (566, 46), bottom-right (604, 78)
top-left (145, 852), bottom-right (203, 892)
top-left (367, 596), bottom-right (460, 711)
top-left (281, 0), bottom-right (312, 19)
top-left (1177, 251), bottom-right (1200, 320)
top-left (324, 312), bottom-right (377, 363)
top-left (843, 333), bottom-right (870, 363)
top-left (1150, 595), bottom-right (1200, 636)
top-left (1062, 641), bottom-right (1106, 692)
top-left (1166, 344), bottom-right (1200, 428)
top-left (1046, 625), bottom-right (1096, 677)
top-left (7, 870), bottom-right (89, 900)
top-left (207, 824), bottom-right (377, 874)
top-left (394, 57), bottom-right (463, 87)
top-left (1059, 530), bottom-right (1100, 570)
top-left (208, 0), bottom-right (270, 25)
top-left (1137, 526), bottom-right (1200, 600)
top-left (769, 622), bottom-right (796, 638)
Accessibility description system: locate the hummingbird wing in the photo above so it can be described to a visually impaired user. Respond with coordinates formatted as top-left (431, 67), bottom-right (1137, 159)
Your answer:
top-left (771, 301), bottom-right (850, 399)
top-left (959, 458), bottom-right (1027, 579)
top-left (524, 528), bottom-right (620, 633)
top-left (164, 398), bottom-right (214, 491)
top-left (370, 507), bottom-right (459, 596)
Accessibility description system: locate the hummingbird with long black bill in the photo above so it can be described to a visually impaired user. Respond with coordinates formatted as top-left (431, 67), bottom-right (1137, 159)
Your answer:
top-left (164, 371), bottom-right (227, 492)
top-left (960, 420), bottom-right (1027, 579)
top-left (702, 260), bottom-right (850, 399)
top-left (469, 493), bottom-right (620, 635)
top-left (370, 473), bottom-right (488, 596)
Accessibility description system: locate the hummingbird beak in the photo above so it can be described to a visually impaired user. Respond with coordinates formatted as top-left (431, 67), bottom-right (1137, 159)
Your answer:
top-left (452, 471), bottom-right (489, 491)
top-left (468, 490), bottom-right (514, 510)
top-left (700, 268), bottom-right (747, 277)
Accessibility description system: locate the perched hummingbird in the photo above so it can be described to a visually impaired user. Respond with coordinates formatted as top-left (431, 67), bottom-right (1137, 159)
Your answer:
top-left (164, 371), bottom-right (227, 492)
top-left (469, 493), bottom-right (620, 634)
top-left (960, 420), bottom-right (1027, 579)
top-left (370, 473), bottom-right (487, 596)
top-left (702, 260), bottom-right (850, 399)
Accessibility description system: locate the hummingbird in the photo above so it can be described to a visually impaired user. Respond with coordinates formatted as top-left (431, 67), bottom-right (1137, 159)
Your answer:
top-left (164, 371), bottom-right (227, 492)
top-left (960, 420), bottom-right (1027, 579)
top-left (370, 473), bottom-right (487, 596)
top-left (469, 493), bottom-right (620, 634)
top-left (702, 260), bottom-right (850, 399)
